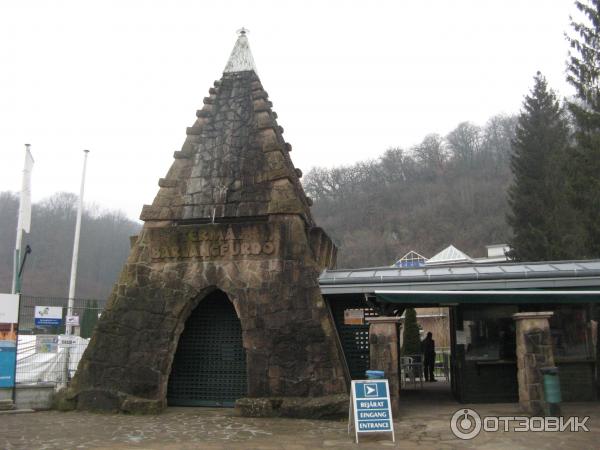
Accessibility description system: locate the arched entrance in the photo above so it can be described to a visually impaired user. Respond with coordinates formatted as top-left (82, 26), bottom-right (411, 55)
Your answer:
top-left (167, 290), bottom-right (247, 407)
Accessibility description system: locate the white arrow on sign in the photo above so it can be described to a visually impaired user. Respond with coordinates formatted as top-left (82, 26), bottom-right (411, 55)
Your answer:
top-left (364, 384), bottom-right (379, 397)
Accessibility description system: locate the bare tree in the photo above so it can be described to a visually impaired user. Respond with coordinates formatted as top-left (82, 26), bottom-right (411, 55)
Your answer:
top-left (447, 122), bottom-right (482, 164)
top-left (411, 134), bottom-right (447, 177)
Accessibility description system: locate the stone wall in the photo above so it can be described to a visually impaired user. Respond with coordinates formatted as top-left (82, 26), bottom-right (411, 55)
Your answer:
top-left (139, 71), bottom-right (313, 225)
top-left (65, 216), bottom-right (346, 412)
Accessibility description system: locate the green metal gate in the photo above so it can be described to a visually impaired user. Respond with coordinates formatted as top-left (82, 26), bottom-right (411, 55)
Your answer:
top-left (167, 290), bottom-right (247, 407)
top-left (327, 295), bottom-right (378, 379)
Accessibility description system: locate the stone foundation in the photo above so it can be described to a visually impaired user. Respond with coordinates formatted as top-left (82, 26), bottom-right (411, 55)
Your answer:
top-left (235, 394), bottom-right (349, 419)
top-left (65, 218), bottom-right (346, 412)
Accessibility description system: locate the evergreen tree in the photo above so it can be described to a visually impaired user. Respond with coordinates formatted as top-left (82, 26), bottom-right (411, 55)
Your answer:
top-left (566, 0), bottom-right (600, 257)
top-left (507, 72), bottom-right (581, 261)
top-left (402, 308), bottom-right (421, 355)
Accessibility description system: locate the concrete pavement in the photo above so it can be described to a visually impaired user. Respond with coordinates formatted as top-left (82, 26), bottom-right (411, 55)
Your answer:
top-left (1, 399), bottom-right (599, 449)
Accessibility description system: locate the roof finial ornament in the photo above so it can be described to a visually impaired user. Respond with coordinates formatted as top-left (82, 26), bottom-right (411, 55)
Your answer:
top-left (224, 27), bottom-right (258, 74)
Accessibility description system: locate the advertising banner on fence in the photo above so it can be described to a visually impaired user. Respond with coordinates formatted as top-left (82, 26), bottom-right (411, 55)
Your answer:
top-left (36, 335), bottom-right (59, 353)
top-left (34, 306), bottom-right (63, 326)
top-left (0, 293), bottom-right (20, 388)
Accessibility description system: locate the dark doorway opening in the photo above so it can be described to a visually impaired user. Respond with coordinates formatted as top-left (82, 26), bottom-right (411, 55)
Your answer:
top-left (167, 290), bottom-right (247, 407)
top-left (326, 294), bottom-right (457, 405)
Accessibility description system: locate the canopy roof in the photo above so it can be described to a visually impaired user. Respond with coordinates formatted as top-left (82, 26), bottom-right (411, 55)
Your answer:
top-left (319, 260), bottom-right (600, 295)
top-left (375, 289), bottom-right (600, 305)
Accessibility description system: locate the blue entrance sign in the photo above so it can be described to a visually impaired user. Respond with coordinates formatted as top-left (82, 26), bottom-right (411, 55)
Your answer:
top-left (349, 379), bottom-right (395, 443)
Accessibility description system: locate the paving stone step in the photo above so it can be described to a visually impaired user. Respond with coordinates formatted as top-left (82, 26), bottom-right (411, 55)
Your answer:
top-left (0, 400), bottom-right (15, 411)
top-left (0, 408), bottom-right (35, 415)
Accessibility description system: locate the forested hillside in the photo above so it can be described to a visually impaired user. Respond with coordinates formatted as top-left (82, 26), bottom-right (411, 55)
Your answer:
top-left (0, 192), bottom-right (140, 299)
top-left (0, 115), bottom-right (517, 296)
top-left (304, 115), bottom-right (517, 268)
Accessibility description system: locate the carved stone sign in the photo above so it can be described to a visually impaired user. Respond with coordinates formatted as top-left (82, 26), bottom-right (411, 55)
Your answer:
top-left (148, 223), bottom-right (280, 261)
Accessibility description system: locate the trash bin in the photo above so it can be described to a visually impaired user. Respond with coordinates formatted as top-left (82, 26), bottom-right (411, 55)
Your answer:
top-left (540, 366), bottom-right (561, 416)
top-left (365, 370), bottom-right (385, 379)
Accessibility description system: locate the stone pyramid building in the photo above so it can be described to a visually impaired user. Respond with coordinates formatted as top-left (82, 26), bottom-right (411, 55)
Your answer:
top-left (64, 31), bottom-right (347, 413)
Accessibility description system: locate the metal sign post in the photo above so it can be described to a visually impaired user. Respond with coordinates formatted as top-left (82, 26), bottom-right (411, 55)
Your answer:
top-left (348, 379), bottom-right (395, 443)
top-left (67, 149), bottom-right (90, 335)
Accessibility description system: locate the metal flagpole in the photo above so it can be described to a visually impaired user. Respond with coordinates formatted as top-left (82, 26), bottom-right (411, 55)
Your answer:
top-left (11, 144), bottom-right (33, 294)
top-left (61, 150), bottom-right (89, 387)
top-left (66, 150), bottom-right (90, 335)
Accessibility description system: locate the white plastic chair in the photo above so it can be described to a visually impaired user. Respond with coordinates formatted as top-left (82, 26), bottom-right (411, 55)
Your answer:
top-left (400, 356), bottom-right (413, 387)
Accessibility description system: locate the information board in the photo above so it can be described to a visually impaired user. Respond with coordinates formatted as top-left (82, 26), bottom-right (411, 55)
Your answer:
top-left (34, 306), bottom-right (63, 326)
top-left (348, 379), bottom-right (395, 443)
top-left (36, 335), bottom-right (58, 353)
top-left (66, 315), bottom-right (79, 327)
top-left (344, 309), bottom-right (364, 325)
top-left (58, 335), bottom-right (77, 348)
top-left (0, 293), bottom-right (19, 324)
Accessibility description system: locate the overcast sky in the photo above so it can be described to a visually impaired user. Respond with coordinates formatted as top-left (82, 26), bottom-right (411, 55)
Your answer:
top-left (0, 0), bottom-right (578, 221)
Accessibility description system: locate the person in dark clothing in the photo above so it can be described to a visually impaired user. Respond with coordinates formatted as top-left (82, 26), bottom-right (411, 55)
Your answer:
top-left (421, 332), bottom-right (436, 382)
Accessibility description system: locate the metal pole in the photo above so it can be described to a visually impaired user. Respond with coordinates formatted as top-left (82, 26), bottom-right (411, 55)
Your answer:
top-left (67, 150), bottom-right (89, 335)
top-left (11, 248), bottom-right (20, 294)
top-left (11, 144), bottom-right (31, 294)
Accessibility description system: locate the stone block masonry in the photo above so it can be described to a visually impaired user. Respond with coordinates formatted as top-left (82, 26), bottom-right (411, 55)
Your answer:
top-left (367, 317), bottom-right (401, 417)
top-left (513, 312), bottom-right (555, 415)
